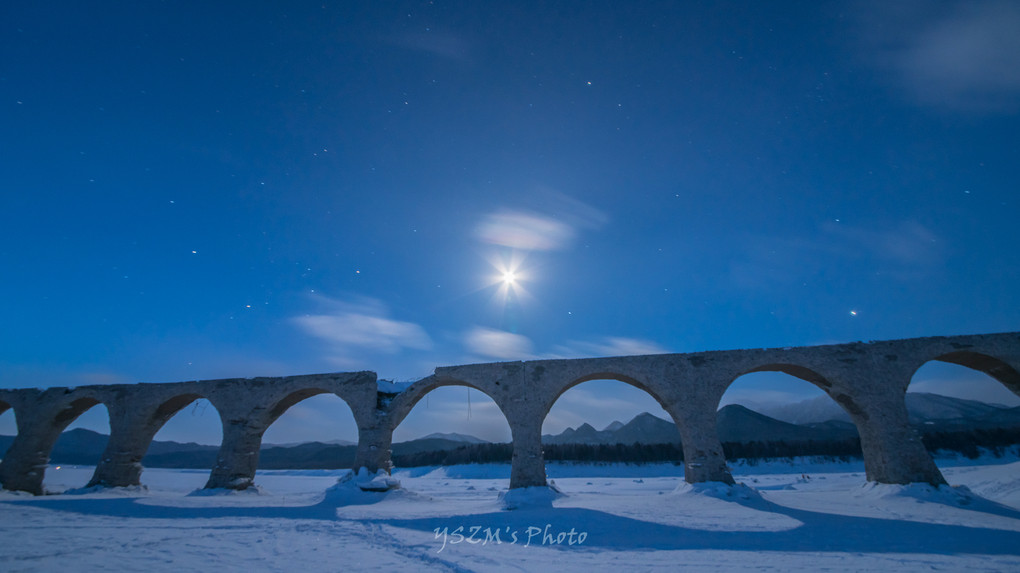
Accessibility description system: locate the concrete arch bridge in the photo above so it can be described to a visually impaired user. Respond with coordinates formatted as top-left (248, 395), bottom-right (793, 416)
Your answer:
top-left (1, 331), bottom-right (1018, 495)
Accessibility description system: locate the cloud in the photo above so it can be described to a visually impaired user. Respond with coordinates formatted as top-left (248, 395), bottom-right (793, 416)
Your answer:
top-left (549, 337), bottom-right (669, 359)
top-left (293, 295), bottom-right (432, 358)
top-left (861, 1), bottom-right (1020, 113)
top-left (823, 220), bottom-right (942, 266)
top-left (475, 210), bottom-right (576, 251)
top-left (388, 32), bottom-right (472, 61)
top-left (0, 364), bottom-right (134, 391)
top-left (729, 220), bottom-right (944, 288)
top-left (474, 192), bottom-right (607, 251)
top-left (464, 327), bottom-right (535, 360)
top-left (460, 329), bottom-right (667, 364)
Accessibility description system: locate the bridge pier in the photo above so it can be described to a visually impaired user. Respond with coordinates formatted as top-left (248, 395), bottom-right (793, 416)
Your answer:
top-left (87, 407), bottom-right (157, 488)
top-left (674, 408), bottom-right (734, 485)
top-left (859, 421), bottom-right (945, 485)
top-left (87, 431), bottom-right (149, 488)
top-left (0, 433), bottom-right (54, 495)
top-left (0, 391), bottom-right (100, 495)
top-left (849, 391), bottom-right (946, 486)
top-left (353, 424), bottom-right (393, 475)
top-left (824, 358), bottom-right (946, 486)
top-left (509, 417), bottom-right (548, 489)
top-left (205, 420), bottom-right (265, 490)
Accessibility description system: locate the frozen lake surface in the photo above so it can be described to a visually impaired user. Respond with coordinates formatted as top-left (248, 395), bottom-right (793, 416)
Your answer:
top-left (2, 456), bottom-right (1020, 572)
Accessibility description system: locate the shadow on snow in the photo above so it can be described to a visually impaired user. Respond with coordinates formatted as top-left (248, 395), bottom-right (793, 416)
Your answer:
top-left (4, 485), bottom-right (1020, 556)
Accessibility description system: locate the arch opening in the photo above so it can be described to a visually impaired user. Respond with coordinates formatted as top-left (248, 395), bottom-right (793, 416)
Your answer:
top-left (44, 401), bottom-right (111, 492)
top-left (392, 384), bottom-right (512, 471)
top-left (929, 352), bottom-right (1020, 397)
top-left (542, 378), bottom-right (680, 489)
top-left (258, 391), bottom-right (359, 473)
top-left (151, 396), bottom-right (223, 446)
top-left (0, 401), bottom-right (14, 460)
top-left (907, 359), bottom-right (1020, 466)
top-left (717, 370), bottom-right (863, 477)
top-left (144, 396), bottom-right (224, 491)
top-left (744, 364), bottom-right (833, 387)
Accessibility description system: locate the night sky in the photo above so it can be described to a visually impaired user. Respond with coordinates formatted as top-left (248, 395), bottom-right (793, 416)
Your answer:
top-left (2, 1), bottom-right (1019, 445)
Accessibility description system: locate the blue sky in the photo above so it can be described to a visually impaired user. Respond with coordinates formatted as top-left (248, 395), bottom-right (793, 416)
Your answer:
top-left (2, 1), bottom-right (1019, 445)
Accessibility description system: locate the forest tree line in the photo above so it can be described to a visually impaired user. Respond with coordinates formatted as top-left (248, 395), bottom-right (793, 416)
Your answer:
top-left (390, 427), bottom-right (1020, 467)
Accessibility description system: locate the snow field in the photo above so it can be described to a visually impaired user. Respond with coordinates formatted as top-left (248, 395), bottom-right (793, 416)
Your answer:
top-left (1, 459), bottom-right (1019, 572)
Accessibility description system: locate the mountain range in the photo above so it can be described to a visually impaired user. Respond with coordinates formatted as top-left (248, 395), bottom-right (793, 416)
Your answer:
top-left (541, 406), bottom-right (861, 446)
top-left (2, 392), bottom-right (1018, 469)
top-left (542, 392), bottom-right (1020, 446)
top-left (757, 392), bottom-right (1017, 425)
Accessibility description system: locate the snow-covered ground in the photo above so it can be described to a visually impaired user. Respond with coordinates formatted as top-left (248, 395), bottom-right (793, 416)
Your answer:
top-left (3, 455), bottom-right (1020, 572)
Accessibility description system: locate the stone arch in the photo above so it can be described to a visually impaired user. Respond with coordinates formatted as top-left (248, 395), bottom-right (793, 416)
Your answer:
top-left (541, 375), bottom-right (679, 487)
top-left (717, 368), bottom-right (863, 468)
top-left (0, 398), bottom-right (12, 428)
top-left (266, 387), bottom-right (334, 425)
top-left (731, 363), bottom-right (869, 423)
top-left (922, 351), bottom-right (1020, 398)
top-left (146, 393), bottom-right (222, 446)
top-left (259, 389), bottom-right (360, 470)
top-left (153, 393), bottom-right (210, 426)
top-left (904, 352), bottom-right (1020, 463)
top-left (733, 359), bottom-right (946, 486)
top-left (380, 377), bottom-right (513, 476)
top-left (2, 390), bottom-right (108, 494)
top-left (49, 399), bottom-right (113, 490)
top-left (27, 395), bottom-right (110, 492)
top-left (202, 375), bottom-right (378, 490)
top-left (87, 392), bottom-right (222, 489)
top-left (540, 371), bottom-right (674, 424)
top-left (146, 393), bottom-right (223, 445)
top-left (387, 377), bottom-right (511, 434)
top-left (55, 396), bottom-right (105, 427)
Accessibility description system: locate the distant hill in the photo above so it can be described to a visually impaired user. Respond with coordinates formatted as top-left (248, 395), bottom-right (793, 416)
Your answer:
top-left (542, 406), bottom-right (859, 446)
top-left (717, 404), bottom-right (858, 443)
top-left (418, 432), bottom-right (489, 444)
top-left (263, 438), bottom-right (356, 448)
top-left (0, 430), bottom-right (493, 470)
top-left (540, 392), bottom-right (1020, 448)
top-left (759, 392), bottom-right (1017, 425)
top-left (603, 421), bottom-right (625, 432)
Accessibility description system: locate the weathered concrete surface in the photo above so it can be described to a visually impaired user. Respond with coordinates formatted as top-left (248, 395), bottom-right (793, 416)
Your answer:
top-left (1, 331), bottom-right (1018, 495)
top-left (0, 372), bottom-right (377, 494)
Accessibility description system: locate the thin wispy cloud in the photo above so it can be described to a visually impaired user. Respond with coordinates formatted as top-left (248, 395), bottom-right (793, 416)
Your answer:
top-left (475, 210), bottom-right (575, 251)
top-left (860, 0), bottom-right (1020, 113)
top-left (549, 337), bottom-right (669, 359)
top-left (474, 192), bottom-right (607, 251)
top-left (462, 328), bottom-right (668, 364)
top-left (293, 295), bottom-right (432, 367)
top-left (388, 32), bottom-right (472, 62)
top-left (730, 220), bottom-right (944, 288)
top-left (463, 327), bottom-right (535, 361)
top-left (824, 220), bottom-right (941, 267)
